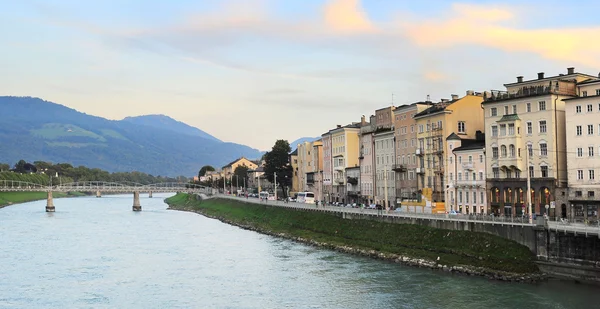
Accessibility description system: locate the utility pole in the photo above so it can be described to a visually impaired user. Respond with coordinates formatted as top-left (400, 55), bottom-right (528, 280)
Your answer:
top-left (526, 144), bottom-right (533, 224)
top-left (274, 172), bottom-right (277, 201)
top-left (223, 173), bottom-right (226, 194)
top-left (236, 175), bottom-right (239, 191)
top-left (243, 177), bottom-right (246, 192)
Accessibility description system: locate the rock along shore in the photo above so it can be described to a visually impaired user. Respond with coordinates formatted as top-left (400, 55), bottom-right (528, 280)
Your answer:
top-left (167, 203), bottom-right (546, 284)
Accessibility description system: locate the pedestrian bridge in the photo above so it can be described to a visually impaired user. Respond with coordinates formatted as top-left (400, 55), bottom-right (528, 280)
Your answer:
top-left (0, 180), bottom-right (210, 212)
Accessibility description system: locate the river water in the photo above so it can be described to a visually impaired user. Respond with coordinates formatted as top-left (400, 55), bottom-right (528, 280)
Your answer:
top-left (0, 194), bottom-right (597, 309)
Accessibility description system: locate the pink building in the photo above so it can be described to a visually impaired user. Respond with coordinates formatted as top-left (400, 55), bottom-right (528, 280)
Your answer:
top-left (321, 133), bottom-right (333, 203)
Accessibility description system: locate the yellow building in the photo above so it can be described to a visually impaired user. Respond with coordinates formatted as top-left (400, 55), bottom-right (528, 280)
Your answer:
top-left (410, 92), bottom-right (484, 213)
top-left (330, 123), bottom-right (361, 204)
top-left (221, 157), bottom-right (259, 179)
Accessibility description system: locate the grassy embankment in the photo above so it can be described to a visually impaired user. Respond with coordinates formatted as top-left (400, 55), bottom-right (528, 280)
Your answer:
top-left (0, 191), bottom-right (87, 208)
top-left (166, 193), bottom-right (539, 276)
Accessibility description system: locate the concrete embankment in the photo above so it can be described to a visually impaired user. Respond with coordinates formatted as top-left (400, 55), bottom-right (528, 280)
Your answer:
top-left (166, 193), bottom-right (545, 283)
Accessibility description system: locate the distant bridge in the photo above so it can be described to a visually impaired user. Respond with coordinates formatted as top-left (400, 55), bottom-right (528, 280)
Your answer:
top-left (0, 180), bottom-right (210, 212)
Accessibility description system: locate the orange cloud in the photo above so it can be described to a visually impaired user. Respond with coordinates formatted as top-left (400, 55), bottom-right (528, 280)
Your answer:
top-left (323, 0), bottom-right (376, 34)
top-left (401, 3), bottom-right (600, 67)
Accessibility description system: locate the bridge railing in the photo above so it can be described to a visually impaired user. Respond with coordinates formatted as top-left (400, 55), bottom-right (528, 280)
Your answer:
top-left (0, 180), bottom-right (47, 190)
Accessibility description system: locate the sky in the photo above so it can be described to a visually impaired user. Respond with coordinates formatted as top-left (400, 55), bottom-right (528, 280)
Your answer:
top-left (2, 0), bottom-right (600, 150)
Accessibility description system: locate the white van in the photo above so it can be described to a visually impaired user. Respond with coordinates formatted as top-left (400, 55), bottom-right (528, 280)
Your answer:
top-left (297, 192), bottom-right (315, 204)
top-left (259, 191), bottom-right (275, 201)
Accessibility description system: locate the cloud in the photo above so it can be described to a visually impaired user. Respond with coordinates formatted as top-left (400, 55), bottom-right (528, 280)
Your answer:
top-left (423, 71), bottom-right (447, 82)
top-left (323, 0), bottom-right (377, 34)
top-left (401, 3), bottom-right (600, 67)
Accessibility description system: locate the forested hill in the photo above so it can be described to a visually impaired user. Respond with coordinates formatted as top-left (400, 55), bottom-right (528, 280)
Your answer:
top-left (0, 96), bottom-right (263, 176)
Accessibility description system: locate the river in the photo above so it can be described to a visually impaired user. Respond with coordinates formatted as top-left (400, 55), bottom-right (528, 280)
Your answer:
top-left (0, 193), bottom-right (597, 309)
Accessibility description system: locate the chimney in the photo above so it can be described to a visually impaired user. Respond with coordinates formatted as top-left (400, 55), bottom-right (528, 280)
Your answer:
top-left (517, 76), bottom-right (523, 83)
top-left (567, 67), bottom-right (575, 75)
top-left (451, 94), bottom-right (459, 100)
top-left (440, 98), bottom-right (449, 103)
top-left (361, 115), bottom-right (366, 124)
top-left (336, 124), bottom-right (342, 128)
top-left (466, 90), bottom-right (474, 96)
top-left (538, 72), bottom-right (545, 80)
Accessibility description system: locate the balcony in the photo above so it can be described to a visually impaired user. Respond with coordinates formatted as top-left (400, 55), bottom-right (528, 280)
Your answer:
top-left (415, 168), bottom-right (424, 174)
top-left (454, 180), bottom-right (485, 188)
top-left (392, 164), bottom-right (407, 172)
top-left (347, 177), bottom-right (358, 185)
top-left (416, 148), bottom-right (423, 156)
top-left (497, 156), bottom-right (524, 170)
top-left (462, 162), bottom-right (474, 170)
top-left (335, 177), bottom-right (345, 185)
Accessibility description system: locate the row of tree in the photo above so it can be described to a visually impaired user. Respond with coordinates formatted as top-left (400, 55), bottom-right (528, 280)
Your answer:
top-left (1, 160), bottom-right (188, 185)
top-left (195, 139), bottom-right (293, 198)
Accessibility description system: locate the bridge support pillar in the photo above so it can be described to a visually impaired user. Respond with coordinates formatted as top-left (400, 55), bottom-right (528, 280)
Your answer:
top-left (132, 191), bottom-right (141, 211)
top-left (46, 191), bottom-right (55, 212)
top-left (149, 191), bottom-right (153, 198)
top-left (96, 190), bottom-right (101, 198)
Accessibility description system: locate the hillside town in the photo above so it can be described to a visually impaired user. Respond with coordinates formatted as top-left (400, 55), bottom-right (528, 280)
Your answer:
top-left (203, 68), bottom-right (600, 224)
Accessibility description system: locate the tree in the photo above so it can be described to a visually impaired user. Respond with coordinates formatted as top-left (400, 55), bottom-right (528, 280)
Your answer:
top-left (232, 165), bottom-right (249, 189)
top-left (0, 163), bottom-right (9, 172)
top-left (198, 165), bottom-right (215, 178)
top-left (14, 160), bottom-right (28, 173)
top-left (264, 139), bottom-right (293, 198)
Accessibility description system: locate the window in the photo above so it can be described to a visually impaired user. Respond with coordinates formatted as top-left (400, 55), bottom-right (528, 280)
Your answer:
top-left (577, 170), bottom-right (584, 180)
top-left (465, 172), bottom-right (469, 180)
top-left (500, 124), bottom-right (506, 136)
top-left (588, 104), bottom-right (593, 112)
top-left (492, 147), bottom-right (498, 159)
top-left (539, 121), bottom-right (547, 133)
top-left (472, 172), bottom-right (476, 180)
top-left (493, 167), bottom-right (499, 178)
top-left (590, 170), bottom-right (595, 180)
top-left (589, 124), bottom-right (594, 135)
top-left (506, 170), bottom-right (512, 178)
top-left (516, 170), bottom-right (521, 178)
top-left (458, 173), bottom-right (462, 181)
top-left (538, 101), bottom-right (546, 111)
top-left (583, 91), bottom-right (588, 97)
top-left (479, 155), bottom-right (483, 163)
top-left (529, 166), bottom-right (534, 178)
top-left (508, 123), bottom-right (515, 135)
top-left (480, 192), bottom-right (484, 204)
top-left (512, 105), bottom-right (517, 114)
top-left (509, 145), bottom-right (515, 157)
top-left (528, 145), bottom-right (533, 157)
top-left (458, 121), bottom-right (466, 133)
top-left (576, 125), bottom-right (582, 136)
top-left (577, 148), bottom-right (583, 157)
top-left (449, 156), bottom-right (453, 164)
top-left (576, 191), bottom-right (582, 197)
top-left (526, 122), bottom-right (532, 134)
top-left (459, 191), bottom-right (463, 203)
top-left (491, 108), bottom-right (497, 117)
top-left (491, 125), bottom-right (498, 137)
top-left (473, 192), bottom-right (477, 204)
top-left (576, 105), bottom-right (582, 113)
top-left (589, 191), bottom-right (595, 197)
top-left (597, 89), bottom-right (600, 96)
top-left (541, 166), bottom-right (548, 177)
top-left (458, 156), bottom-right (462, 164)
top-left (468, 155), bottom-right (473, 163)
top-left (479, 172), bottom-right (483, 180)
top-left (504, 106), bottom-right (509, 115)
top-left (465, 191), bottom-right (469, 203)
top-left (590, 147), bottom-right (595, 157)
top-left (501, 145), bottom-right (507, 157)
top-left (526, 103), bottom-right (531, 113)
top-left (540, 143), bottom-right (548, 156)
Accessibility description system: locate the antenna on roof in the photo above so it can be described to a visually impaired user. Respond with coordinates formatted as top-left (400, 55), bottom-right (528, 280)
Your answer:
top-left (426, 94), bottom-right (431, 102)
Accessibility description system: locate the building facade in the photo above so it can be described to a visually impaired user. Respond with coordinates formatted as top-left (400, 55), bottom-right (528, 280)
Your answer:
top-left (359, 115), bottom-right (376, 204)
top-left (446, 132), bottom-right (487, 214)
top-left (393, 102), bottom-right (432, 206)
top-left (306, 139), bottom-right (324, 202)
top-left (374, 129), bottom-right (395, 209)
top-left (296, 141), bottom-right (314, 192)
top-left (290, 149), bottom-right (299, 194)
top-left (330, 123), bottom-right (360, 204)
top-left (565, 76), bottom-right (600, 221)
top-left (346, 167), bottom-right (360, 204)
top-left (413, 93), bottom-right (485, 213)
top-left (483, 69), bottom-right (594, 217)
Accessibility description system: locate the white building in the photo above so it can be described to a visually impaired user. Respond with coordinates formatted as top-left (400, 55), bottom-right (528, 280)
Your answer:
top-left (446, 132), bottom-right (487, 214)
top-left (374, 129), bottom-right (395, 208)
top-left (565, 76), bottom-right (600, 221)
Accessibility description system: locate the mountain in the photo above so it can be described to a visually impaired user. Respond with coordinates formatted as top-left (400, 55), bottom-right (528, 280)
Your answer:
top-left (0, 96), bottom-right (263, 176)
top-left (123, 114), bottom-right (221, 142)
top-left (289, 137), bottom-right (319, 151)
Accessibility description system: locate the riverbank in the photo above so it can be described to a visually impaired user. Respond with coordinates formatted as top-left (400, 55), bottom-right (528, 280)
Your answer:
top-left (0, 191), bottom-right (87, 209)
top-left (166, 193), bottom-right (545, 283)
